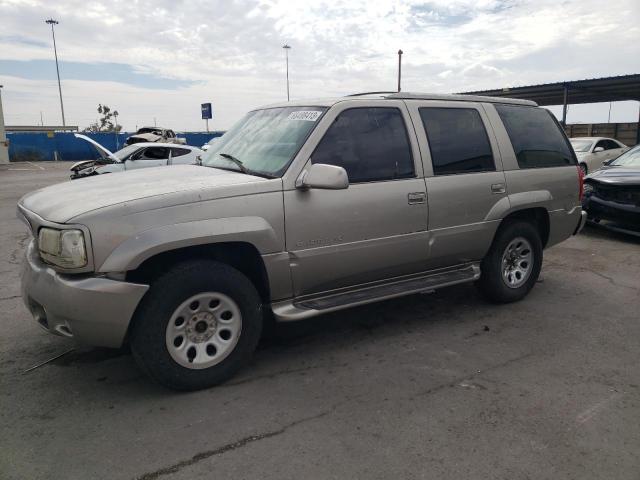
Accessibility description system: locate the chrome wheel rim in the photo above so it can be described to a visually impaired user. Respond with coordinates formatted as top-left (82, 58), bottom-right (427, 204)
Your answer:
top-left (501, 237), bottom-right (533, 289)
top-left (165, 292), bottom-right (242, 369)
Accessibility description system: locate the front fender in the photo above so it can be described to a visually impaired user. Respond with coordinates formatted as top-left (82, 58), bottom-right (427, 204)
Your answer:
top-left (98, 216), bottom-right (281, 272)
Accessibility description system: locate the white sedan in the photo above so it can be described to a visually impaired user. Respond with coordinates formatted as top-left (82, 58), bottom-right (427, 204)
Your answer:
top-left (569, 137), bottom-right (629, 175)
top-left (70, 134), bottom-right (203, 179)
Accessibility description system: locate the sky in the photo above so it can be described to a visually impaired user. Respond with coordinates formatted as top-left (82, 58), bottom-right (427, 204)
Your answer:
top-left (0, 0), bottom-right (639, 131)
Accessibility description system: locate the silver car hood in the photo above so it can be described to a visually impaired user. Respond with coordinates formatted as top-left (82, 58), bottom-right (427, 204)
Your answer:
top-left (19, 165), bottom-right (275, 223)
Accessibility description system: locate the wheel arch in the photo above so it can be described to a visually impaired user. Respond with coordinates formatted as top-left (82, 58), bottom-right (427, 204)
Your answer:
top-left (126, 242), bottom-right (271, 303)
top-left (497, 207), bottom-right (550, 248)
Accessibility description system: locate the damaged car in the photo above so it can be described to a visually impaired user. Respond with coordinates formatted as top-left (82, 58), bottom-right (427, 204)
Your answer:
top-left (583, 143), bottom-right (640, 236)
top-left (125, 127), bottom-right (187, 145)
top-left (70, 134), bottom-right (203, 179)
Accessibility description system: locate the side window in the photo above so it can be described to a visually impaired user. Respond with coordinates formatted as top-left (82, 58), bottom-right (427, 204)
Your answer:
top-left (595, 140), bottom-right (608, 151)
top-left (171, 147), bottom-right (190, 157)
top-left (311, 107), bottom-right (414, 183)
top-left (142, 147), bottom-right (169, 160)
top-left (604, 140), bottom-right (620, 150)
top-left (419, 107), bottom-right (495, 175)
top-left (495, 105), bottom-right (575, 168)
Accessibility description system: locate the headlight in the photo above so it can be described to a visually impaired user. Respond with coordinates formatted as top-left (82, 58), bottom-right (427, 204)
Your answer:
top-left (583, 183), bottom-right (594, 195)
top-left (38, 228), bottom-right (87, 268)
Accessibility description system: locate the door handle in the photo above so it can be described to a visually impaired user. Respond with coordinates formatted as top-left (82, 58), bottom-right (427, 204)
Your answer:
top-left (408, 192), bottom-right (426, 204)
top-left (491, 183), bottom-right (506, 194)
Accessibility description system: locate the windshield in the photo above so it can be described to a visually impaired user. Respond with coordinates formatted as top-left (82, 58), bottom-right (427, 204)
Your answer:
top-left (113, 144), bottom-right (142, 161)
top-left (202, 106), bottom-right (327, 176)
top-left (570, 139), bottom-right (593, 152)
top-left (610, 144), bottom-right (640, 167)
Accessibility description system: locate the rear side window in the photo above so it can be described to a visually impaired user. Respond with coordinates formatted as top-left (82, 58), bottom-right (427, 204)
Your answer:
top-left (419, 108), bottom-right (495, 175)
top-left (171, 147), bottom-right (191, 157)
top-left (495, 105), bottom-right (575, 168)
top-left (142, 147), bottom-right (169, 159)
top-left (311, 107), bottom-right (414, 183)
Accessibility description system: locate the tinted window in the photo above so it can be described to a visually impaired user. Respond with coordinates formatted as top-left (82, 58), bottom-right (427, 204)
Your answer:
top-left (604, 140), bottom-right (620, 150)
top-left (171, 147), bottom-right (191, 157)
top-left (419, 108), bottom-right (494, 175)
top-left (495, 105), bottom-right (575, 168)
top-left (142, 147), bottom-right (169, 160)
top-left (311, 107), bottom-right (414, 183)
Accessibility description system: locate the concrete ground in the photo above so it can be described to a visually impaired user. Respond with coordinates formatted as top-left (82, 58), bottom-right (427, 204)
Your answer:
top-left (1, 162), bottom-right (639, 480)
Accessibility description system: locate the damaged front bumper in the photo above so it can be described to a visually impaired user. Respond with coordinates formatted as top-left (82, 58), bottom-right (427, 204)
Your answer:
top-left (21, 240), bottom-right (149, 348)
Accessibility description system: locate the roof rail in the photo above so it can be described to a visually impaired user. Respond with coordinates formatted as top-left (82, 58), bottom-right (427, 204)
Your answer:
top-left (346, 91), bottom-right (397, 97)
top-left (386, 92), bottom-right (537, 106)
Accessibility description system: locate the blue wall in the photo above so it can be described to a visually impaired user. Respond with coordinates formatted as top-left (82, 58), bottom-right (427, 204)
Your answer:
top-left (7, 131), bottom-right (224, 162)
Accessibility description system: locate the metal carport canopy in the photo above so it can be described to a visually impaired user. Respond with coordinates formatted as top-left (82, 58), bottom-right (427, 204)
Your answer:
top-left (459, 74), bottom-right (640, 107)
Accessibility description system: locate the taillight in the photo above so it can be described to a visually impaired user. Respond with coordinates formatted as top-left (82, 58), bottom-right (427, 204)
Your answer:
top-left (577, 164), bottom-right (584, 201)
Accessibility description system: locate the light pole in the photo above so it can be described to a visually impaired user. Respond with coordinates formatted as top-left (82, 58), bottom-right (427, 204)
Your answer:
top-left (397, 49), bottom-right (403, 92)
top-left (0, 85), bottom-right (9, 164)
top-left (45, 18), bottom-right (66, 127)
top-left (282, 44), bottom-right (291, 101)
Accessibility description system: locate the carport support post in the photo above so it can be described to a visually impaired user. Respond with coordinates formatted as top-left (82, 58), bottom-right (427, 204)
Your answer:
top-left (0, 86), bottom-right (9, 164)
top-left (636, 102), bottom-right (640, 146)
top-left (561, 84), bottom-right (569, 127)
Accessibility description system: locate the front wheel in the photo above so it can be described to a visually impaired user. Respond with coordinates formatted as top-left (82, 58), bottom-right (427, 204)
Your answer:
top-left (130, 260), bottom-right (263, 391)
top-left (476, 221), bottom-right (543, 303)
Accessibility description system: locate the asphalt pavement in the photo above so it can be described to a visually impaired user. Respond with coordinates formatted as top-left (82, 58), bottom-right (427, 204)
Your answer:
top-left (1, 162), bottom-right (639, 480)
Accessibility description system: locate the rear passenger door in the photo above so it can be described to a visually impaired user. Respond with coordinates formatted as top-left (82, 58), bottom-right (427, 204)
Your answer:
top-left (406, 102), bottom-right (507, 268)
top-left (170, 147), bottom-right (197, 165)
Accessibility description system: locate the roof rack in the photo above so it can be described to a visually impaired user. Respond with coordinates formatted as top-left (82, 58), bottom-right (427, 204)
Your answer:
top-left (385, 92), bottom-right (537, 106)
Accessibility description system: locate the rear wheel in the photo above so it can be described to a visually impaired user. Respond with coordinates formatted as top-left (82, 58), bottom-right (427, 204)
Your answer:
top-left (130, 260), bottom-right (262, 390)
top-left (477, 221), bottom-right (543, 303)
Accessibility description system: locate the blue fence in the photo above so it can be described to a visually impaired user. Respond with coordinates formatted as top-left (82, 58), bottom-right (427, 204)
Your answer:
top-left (6, 131), bottom-right (224, 162)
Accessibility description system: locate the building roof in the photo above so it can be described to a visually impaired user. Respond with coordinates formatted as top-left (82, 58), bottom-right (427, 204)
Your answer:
top-left (460, 74), bottom-right (640, 106)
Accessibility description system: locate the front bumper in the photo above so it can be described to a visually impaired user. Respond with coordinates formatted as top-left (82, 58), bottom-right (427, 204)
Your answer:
top-left (21, 240), bottom-right (149, 348)
top-left (583, 195), bottom-right (640, 235)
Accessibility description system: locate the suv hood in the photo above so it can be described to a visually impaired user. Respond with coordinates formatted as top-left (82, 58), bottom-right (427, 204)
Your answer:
top-left (19, 165), bottom-right (275, 223)
top-left (586, 166), bottom-right (640, 186)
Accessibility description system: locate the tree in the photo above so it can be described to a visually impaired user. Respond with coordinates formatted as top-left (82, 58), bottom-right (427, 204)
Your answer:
top-left (84, 104), bottom-right (122, 132)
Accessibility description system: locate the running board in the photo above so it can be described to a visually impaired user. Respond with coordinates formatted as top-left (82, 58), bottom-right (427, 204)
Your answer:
top-left (271, 264), bottom-right (480, 322)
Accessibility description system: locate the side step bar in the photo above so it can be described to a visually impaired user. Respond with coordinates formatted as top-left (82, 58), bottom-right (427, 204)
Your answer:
top-left (271, 263), bottom-right (480, 322)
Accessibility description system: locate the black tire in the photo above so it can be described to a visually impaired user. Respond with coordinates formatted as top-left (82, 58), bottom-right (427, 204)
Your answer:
top-left (130, 260), bottom-right (263, 391)
top-left (476, 221), bottom-right (543, 303)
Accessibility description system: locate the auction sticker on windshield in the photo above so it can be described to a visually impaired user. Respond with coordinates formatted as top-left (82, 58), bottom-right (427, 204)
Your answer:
top-left (287, 110), bottom-right (322, 121)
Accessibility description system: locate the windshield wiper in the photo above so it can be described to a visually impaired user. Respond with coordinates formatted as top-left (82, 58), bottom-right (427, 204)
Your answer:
top-left (219, 153), bottom-right (249, 174)
top-left (217, 153), bottom-right (277, 178)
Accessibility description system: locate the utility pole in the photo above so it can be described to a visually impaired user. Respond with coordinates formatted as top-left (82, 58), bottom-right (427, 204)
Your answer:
top-left (45, 18), bottom-right (66, 127)
top-left (283, 44), bottom-right (291, 101)
top-left (0, 85), bottom-right (9, 164)
top-left (397, 49), bottom-right (403, 92)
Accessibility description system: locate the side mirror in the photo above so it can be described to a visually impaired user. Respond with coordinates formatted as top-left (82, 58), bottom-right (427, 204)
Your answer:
top-left (594, 146), bottom-right (605, 153)
top-left (296, 163), bottom-right (349, 190)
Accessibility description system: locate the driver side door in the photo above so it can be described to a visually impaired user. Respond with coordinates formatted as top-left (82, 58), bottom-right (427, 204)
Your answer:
top-left (283, 101), bottom-right (429, 297)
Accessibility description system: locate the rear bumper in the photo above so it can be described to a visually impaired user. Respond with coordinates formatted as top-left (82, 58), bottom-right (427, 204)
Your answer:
top-left (574, 210), bottom-right (587, 235)
top-left (21, 240), bottom-right (149, 348)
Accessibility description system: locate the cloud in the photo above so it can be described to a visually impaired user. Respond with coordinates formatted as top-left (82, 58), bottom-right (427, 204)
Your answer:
top-left (0, 0), bottom-right (639, 130)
